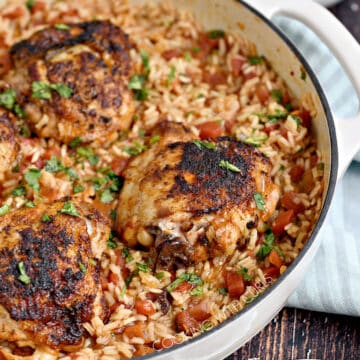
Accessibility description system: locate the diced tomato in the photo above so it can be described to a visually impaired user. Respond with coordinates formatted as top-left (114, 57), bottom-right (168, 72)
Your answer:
top-left (135, 300), bottom-right (156, 316)
top-left (272, 209), bottom-right (295, 236)
top-left (0, 53), bottom-right (11, 76)
top-left (199, 33), bottom-right (220, 54)
top-left (175, 310), bottom-right (199, 335)
top-left (289, 164), bottom-right (305, 183)
top-left (263, 123), bottom-right (280, 135)
top-left (243, 71), bottom-right (256, 80)
top-left (268, 249), bottom-right (283, 268)
top-left (262, 265), bottom-right (280, 279)
top-left (255, 84), bottom-right (270, 104)
top-left (109, 272), bottom-right (120, 285)
top-left (133, 344), bottom-right (154, 356)
top-left (197, 121), bottom-right (223, 139)
top-left (299, 169), bottom-right (314, 193)
top-left (189, 300), bottom-right (211, 322)
top-left (174, 282), bottom-right (193, 293)
top-left (31, 1), bottom-right (46, 13)
top-left (231, 58), bottom-right (245, 77)
top-left (280, 191), bottom-right (305, 214)
top-left (310, 155), bottom-right (318, 168)
top-left (203, 71), bottom-right (227, 86)
top-left (298, 109), bottom-right (312, 129)
top-left (225, 271), bottom-right (245, 299)
top-left (3, 6), bottom-right (25, 19)
top-left (281, 91), bottom-right (291, 106)
top-left (162, 49), bottom-right (182, 60)
top-left (123, 323), bottom-right (146, 339)
top-left (34, 158), bottom-right (45, 169)
top-left (111, 157), bottom-right (128, 175)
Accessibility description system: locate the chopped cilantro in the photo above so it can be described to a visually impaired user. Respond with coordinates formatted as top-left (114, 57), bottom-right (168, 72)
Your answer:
top-left (191, 47), bottom-right (200, 53)
top-left (184, 52), bottom-right (192, 62)
top-left (59, 202), bottom-right (80, 217)
top-left (244, 135), bottom-right (267, 147)
top-left (267, 110), bottom-right (288, 122)
top-left (149, 134), bottom-right (160, 145)
top-left (14, 104), bottom-right (26, 118)
top-left (76, 146), bottom-right (99, 166)
top-left (65, 167), bottom-right (78, 180)
top-left (32, 81), bottom-right (73, 99)
top-left (18, 261), bottom-right (30, 285)
top-left (284, 103), bottom-right (293, 112)
top-left (155, 272), bottom-right (165, 279)
top-left (24, 168), bottom-right (41, 192)
top-left (218, 287), bottom-right (228, 295)
top-left (12, 185), bottom-right (26, 197)
top-left (12, 164), bottom-right (19, 173)
top-left (45, 156), bottom-right (64, 173)
top-left (25, 201), bottom-right (35, 208)
top-left (167, 273), bottom-right (202, 292)
top-left (219, 160), bottom-right (242, 173)
top-left (54, 23), bottom-right (70, 31)
top-left (301, 69), bottom-right (307, 81)
top-left (128, 74), bottom-right (148, 101)
top-left (89, 259), bottom-right (96, 266)
top-left (125, 270), bottom-right (138, 287)
top-left (167, 65), bottom-right (176, 86)
top-left (253, 192), bottom-right (266, 211)
top-left (110, 209), bottom-right (116, 220)
top-left (256, 230), bottom-right (275, 259)
top-left (107, 237), bottom-right (118, 249)
top-left (193, 140), bottom-right (217, 150)
top-left (245, 294), bottom-right (259, 304)
top-left (73, 185), bottom-right (84, 194)
top-left (69, 137), bottom-right (82, 148)
top-left (248, 56), bottom-right (263, 65)
top-left (41, 213), bottom-right (51, 223)
top-left (100, 188), bottom-right (114, 204)
top-left (140, 49), bottom-right (150, 75)
top-left (190, 285), bottom-right (203, 296)
top-left (0, 204), bottom-right (10, 216)
top-left (200, 322), bottom-right (213, 332)
top-left (271, 89), bottom-right (283, 103)
top-left (136, 262), bottom-right (150, 273)
top-left (79, 262), bottom-right (87, 273)
top-left (122, 248), bottom-right (134, 263)
top-left (237, 267), bottom-right (253, 282)
top-left (91, 177), bottom-right (107, 191)
top-left (0, 88), bottom-right (16, 110)
top-left (26, 0), bottom-right (35, 11)
top-left (207, 29), bottom-right (225, 39)
top-left (123, 142), bottom-right (147, 156)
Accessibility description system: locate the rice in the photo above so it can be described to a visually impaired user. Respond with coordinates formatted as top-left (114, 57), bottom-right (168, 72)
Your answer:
top-left (0, 0), bottom-right (324, 359)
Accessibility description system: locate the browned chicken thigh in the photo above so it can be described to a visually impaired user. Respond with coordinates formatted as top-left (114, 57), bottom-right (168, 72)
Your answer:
top-left (116, 122), bottom-right (279, 270)
top-left (0, 106), bottom-right (18, 179)
top-left (7, 20), bottom-right (134, 145)
top-left (0, 199), bottom-right (110, 351)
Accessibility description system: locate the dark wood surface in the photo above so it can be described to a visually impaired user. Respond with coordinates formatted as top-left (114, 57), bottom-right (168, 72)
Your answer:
top-left (228, 1), bottom-right (360, 359)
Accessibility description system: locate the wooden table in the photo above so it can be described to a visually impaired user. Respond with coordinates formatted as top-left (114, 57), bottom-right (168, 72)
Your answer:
top-left (228, 1), bottom-right (360, 359)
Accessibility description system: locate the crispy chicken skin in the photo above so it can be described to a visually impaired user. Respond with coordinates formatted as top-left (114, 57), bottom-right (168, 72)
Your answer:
top-left (7, 20), bottom-right (134, 145)
top-left (0, 200), bottom-right (110, 351)
top-left (116, 122), bottom-right (279, 269)
top-left (0, 107), bottom-right (18, 178)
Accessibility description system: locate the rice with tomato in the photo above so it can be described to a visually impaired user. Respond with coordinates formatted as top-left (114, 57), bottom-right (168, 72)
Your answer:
top-left (0, 1), bottom-right (324, 359)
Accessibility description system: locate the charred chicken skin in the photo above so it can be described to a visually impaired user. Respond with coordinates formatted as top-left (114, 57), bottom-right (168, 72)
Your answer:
top-left (0, 106), bottom-right (18, 178)
top-left (0, 200), bottom-right (110, 351)
top-left (116, 122), bottom-right (279, 270)
top-left (7, 20), bottom-right (134, 145)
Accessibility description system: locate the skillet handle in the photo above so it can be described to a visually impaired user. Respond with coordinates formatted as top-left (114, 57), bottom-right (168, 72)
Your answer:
top-left (245, 0), bottom-right (360, 180)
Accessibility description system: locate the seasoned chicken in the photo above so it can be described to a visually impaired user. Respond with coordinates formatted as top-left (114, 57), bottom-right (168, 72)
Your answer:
top-left (0, 106), bottom-right (18, 179)
top-left (116, 122), bottom-right (279, 269)
top-left (0, 199), bottom-right (110, 351)
top-left (7, 20), bottom-right (134, 145)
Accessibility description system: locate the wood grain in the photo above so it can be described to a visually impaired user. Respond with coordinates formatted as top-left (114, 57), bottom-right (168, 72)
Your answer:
top-left (227, 308), bottom-right (360, 360)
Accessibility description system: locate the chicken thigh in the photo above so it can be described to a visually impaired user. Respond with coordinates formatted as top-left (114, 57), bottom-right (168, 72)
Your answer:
top-left (8, 20), bottom-right (134, 145)
top-left (116, 122), bottom-right (279, 269)
top-left (0, 199), bottom-right (110, 351)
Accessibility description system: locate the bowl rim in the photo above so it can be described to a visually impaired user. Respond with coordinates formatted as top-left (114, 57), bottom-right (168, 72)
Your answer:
top-left (138, 0), bottom-right (338, 358)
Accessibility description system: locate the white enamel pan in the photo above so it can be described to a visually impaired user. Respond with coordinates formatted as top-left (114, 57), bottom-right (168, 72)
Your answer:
top-left (130, 0), bottom-right (360, 358)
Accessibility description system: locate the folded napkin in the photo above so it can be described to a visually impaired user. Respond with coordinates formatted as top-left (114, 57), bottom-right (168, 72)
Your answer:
top-left (270, 16), bottom-right (360, 316)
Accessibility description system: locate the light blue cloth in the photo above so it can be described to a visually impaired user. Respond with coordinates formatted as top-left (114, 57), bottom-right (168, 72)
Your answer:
top-left (271, 17), bottom-right (360, 316)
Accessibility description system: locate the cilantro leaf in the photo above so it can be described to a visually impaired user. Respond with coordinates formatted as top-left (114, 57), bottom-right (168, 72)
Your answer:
top-left (24, 168), bottom-right (41, 192)
top-left (219, 160), bottom-right (242, 173)
top-left (59, 202), bottom-right (80, 217)
top-left (18, 261), bottom-right (31, 285)
top-left (253, 192), bottom-right (266, 211)
top-left (207, 29), bottom-right (225, 39)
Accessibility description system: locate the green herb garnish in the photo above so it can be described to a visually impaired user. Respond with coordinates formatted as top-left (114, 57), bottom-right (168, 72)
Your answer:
top-left (32, 81), bottom-right (73, 99)
top-left (123, 142), bottom-right (147, 156)
top-left (253, 192), bottom-right (266, 211)
top-left (24, 168), bottom-right (41, 192)
top-left (41, 213), bottom-right (51, 223)
top-left (207, 29), bottom-right (225, 39)
top-left (12, 185), bottom-right (26, 197)
top-left (122, 248), bottom-right (134, 263)
top-left (248, 56), bottom-right (263, 65)
top-left (140, 49), bottom-right (150, 75)
top-left (100, 188), bottom-right (114, 204)
top-left (79, 262), bottom-right (87, 273)
top-left (256, 230), bottom-right (276, 259)
top-left (193, 140), bottom-right (217, 150)
top-left (76, 146), bottom-right (99, 166)
top-left (110, 209), bottom-right (116, 220)
top-left (73, 185), bottom-right (84, 194)
top-left (167, 273), bottom-right (202, 292)
top-left (59, 202), bottom-right (80, 217)
top-left (0, 204), bottom-right (10, 216)
top-left (200, 322), bottom-right (213, 332)
top-left (107, 237), bottom-right (118, 249)
top-left (125, 270), bottom-right (138, 287)
top-left (244, 135), bottom-right (267, 147)
top-left (25, 201), bottom-right (35, 208)
top-left (18, 261), bottom-right (30, 285)
top-left (218, 287), bottom-right (228, 295)
top-left (155, 272), bottom-right (165, 279)
top-left (128, 74), bottom-right (148, 101)
top-left (237, 267), bottom-right (253, 282)
top-left (26, 0), bottom-right (35, 11)
top-left (271, 89), bottom-right (283, 103)
top-left (184, 52), bottom-right (192, 62)
top-left (45, 156), bottom-right (64, 173)
top-left (190, 285), bottom-right (203, 296)
top-left (149, 134), bottom-right (160, 145)
top-left (136, 262), bottom-right (150, 273)
top-left (301, 70), bottom-right (307, 81)
top-left (69, 137), bottom-right (82, 148)
top-left (167, 65), bottom-right (176, 86)
top-left (245, 294), bottom-right (259, 304)
top-left (54, 23), bottom-right (70, 31)
top-left (0, 89), bottom-right (16, 110)
top-left (219, 160), bottom-right (241, 173)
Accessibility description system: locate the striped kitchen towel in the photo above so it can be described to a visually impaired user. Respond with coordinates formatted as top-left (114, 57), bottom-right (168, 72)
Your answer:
top-left (271, 16), bottom-right (360, 316)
